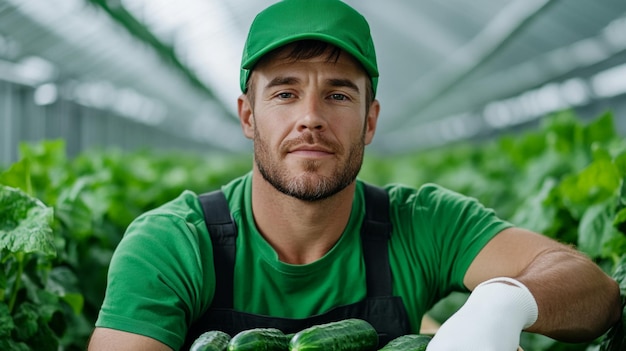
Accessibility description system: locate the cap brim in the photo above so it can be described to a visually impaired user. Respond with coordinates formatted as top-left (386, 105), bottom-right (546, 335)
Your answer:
top-left (242, 33), bottom-right (378, 79)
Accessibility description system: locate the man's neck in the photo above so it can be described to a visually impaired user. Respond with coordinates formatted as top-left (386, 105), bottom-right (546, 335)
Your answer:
top-left (250, 170), bottom-right (356, 265)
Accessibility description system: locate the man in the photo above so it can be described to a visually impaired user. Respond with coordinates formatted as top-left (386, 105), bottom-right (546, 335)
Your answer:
top-left (88, 1), bottom-right (621, 350)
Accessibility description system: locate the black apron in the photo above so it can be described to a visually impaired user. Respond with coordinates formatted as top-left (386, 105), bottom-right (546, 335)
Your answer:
top-left (182, 184), bottom-right (411, 350)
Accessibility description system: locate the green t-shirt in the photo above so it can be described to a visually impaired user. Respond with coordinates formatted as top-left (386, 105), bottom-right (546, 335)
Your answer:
top-left (95, 172), bottom-right (512, 350)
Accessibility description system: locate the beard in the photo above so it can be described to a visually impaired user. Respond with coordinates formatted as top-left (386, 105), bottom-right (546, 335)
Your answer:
top-left (254, 126), bottom-right (365, 202)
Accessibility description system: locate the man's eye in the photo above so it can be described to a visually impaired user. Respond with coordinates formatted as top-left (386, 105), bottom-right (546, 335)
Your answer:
top-left (330, 94), bottom-right (348, 101)
top-left (277, 92), bottom-right (293, 99)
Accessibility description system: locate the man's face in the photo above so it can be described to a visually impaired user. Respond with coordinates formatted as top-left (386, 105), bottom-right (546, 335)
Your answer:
top-left (238, 46), bottom-right (379, 201)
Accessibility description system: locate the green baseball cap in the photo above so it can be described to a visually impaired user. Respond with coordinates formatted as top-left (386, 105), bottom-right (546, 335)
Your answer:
top-left (240, 0), bottom-right (379, 95)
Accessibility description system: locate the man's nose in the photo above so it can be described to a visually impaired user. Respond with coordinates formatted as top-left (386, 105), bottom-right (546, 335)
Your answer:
top-left (297, 96), bottom-right (327, 133)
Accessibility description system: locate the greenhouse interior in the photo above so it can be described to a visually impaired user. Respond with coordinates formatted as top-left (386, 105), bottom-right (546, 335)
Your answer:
top-left (1, 0), bottom-right (626, 350)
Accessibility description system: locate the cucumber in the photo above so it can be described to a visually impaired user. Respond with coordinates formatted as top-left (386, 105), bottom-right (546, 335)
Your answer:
top-left (289, 318), bottom-right (378, 351)
top-left (190, 330), bottom-right (231, 351)
top-left (378, 334), bottom-right (432, 351)
top-left (228, 327), bottom-right (290, 351)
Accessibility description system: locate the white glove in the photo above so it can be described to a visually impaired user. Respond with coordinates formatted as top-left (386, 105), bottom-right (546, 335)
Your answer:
top-left (426, 277), bottom-right (538, 351)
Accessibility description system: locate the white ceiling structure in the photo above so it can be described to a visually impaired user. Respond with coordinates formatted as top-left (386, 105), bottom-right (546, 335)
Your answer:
top-left (1, 0), bottom-right (625, 154)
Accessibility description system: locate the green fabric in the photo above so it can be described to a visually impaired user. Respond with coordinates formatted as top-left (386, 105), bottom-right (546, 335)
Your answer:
top-left (95, 172), bottom-right (512, 350)
top-left (240, 0), bottom-right (379, 95)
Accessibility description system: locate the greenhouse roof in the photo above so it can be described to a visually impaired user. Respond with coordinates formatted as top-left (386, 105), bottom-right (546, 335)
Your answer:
top-left (1, 0), bottom-right (625, 154)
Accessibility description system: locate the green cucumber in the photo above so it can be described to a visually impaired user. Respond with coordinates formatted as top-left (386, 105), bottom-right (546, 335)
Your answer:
top-left (289, 318), bottom-right (378, 351)
top-left (228, 327), bottom-right (290, 351)
top-left (378, 334), bottom-right (432, 351)
top-left (190, 330), bottom-right (231, 351)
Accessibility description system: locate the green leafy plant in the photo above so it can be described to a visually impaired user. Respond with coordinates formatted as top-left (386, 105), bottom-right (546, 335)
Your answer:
top-left (0, 141), bottom-right (252, 349)
top-left (0, 109), bottom-right (623, 350)
top-left (0, 185), bottom-right (68, 351)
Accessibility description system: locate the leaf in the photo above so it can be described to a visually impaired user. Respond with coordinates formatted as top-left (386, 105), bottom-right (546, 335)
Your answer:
top-left (18, 140), bottom-right (66, 165)
top-left (611, 254), bottom-right (626, 296)
top-left (578, 201), bottom-right (621, 258)
top-left (615, 208), bottom-right (626, 235)
top-left (614, 151), bottom-right (626, 177)
top-left (26, 320), bottom-right (58, 351)
top-left (46, 267), bottom-right (84, 315)
top-left (510, 178), bottom-right (558, 234)
top-left (604, 235), bottom-right (626, 262)
top-left (0, 266), bottom-right (6, 301)
top-left (613, 207), bottom-right (626, 226)
top-left (0, 186), bottom-right (56, 256)
top-left (0, 302), bottom-right (14, 338)
top-left (601, 322), bottom-right (626, 351)
top-left (55, 189), bottom-right (93, 240)
top-left (585, 111), bottom-right (617, 145)
top-left (559, 159), bottom-right (621, 217)
top-left (0, 158), bottom-right (32, 195)
top-left (599, 255), bottom-right (626, 351)
top-left (542, 110), bottom-right (584, 153)
top-left (22, 276), bottom-right (61, 322)
top-left (0, 339), bottom-right (30, 351)
top-left (12, 303), bottom-right (39, 340)
top-left (60, 293), bottom-right (84, 316)
top-left (592, 143), bottom-right (613, 162)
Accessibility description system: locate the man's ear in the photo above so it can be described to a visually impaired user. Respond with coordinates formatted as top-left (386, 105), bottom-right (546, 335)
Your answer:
top-left (364, 99), bottom-right (380, 145)
top-left (238, 94), bottom-right (254, 140)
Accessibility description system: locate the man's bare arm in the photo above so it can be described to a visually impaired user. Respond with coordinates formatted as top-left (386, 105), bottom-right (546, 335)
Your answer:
top-left (466, 227), bottom-right (621, 342)
top-left (88, 327), bottom-right (173, 351)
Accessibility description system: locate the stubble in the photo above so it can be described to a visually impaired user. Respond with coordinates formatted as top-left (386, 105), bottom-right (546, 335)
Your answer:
top-left (254, 125), bottom-right (365, 202)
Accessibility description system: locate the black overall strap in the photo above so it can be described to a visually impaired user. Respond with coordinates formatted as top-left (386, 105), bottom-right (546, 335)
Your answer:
top-left (360, 183), bottom-right (393, 297)
top-left (198, 190), bottom-right (237, 308)
top-left (199, 183), bottom-right (392, 306)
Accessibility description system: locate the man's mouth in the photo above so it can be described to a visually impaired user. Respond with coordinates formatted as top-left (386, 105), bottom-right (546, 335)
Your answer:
top-left (288, 146), bottom-right (334, 157)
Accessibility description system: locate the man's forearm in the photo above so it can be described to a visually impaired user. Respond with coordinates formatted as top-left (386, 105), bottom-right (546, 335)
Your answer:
top-left (519, 247), bottom-right (621, 342)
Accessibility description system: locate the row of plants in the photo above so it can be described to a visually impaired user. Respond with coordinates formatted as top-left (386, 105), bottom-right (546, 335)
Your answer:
top-left (360, 111), bottom-right (626, 350)
top-left (0, 143), bottom-right (251, 350)
top-left (1, 109), bottom-right (625, 350)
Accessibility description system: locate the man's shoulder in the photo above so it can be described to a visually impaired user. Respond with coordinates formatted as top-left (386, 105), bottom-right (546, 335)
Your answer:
top-left (139, 171), bottom-right (250, 218)
top-left (359, 180), bottom-right (459, 206)
top-left (129, 190), bottom-right (206, 231)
